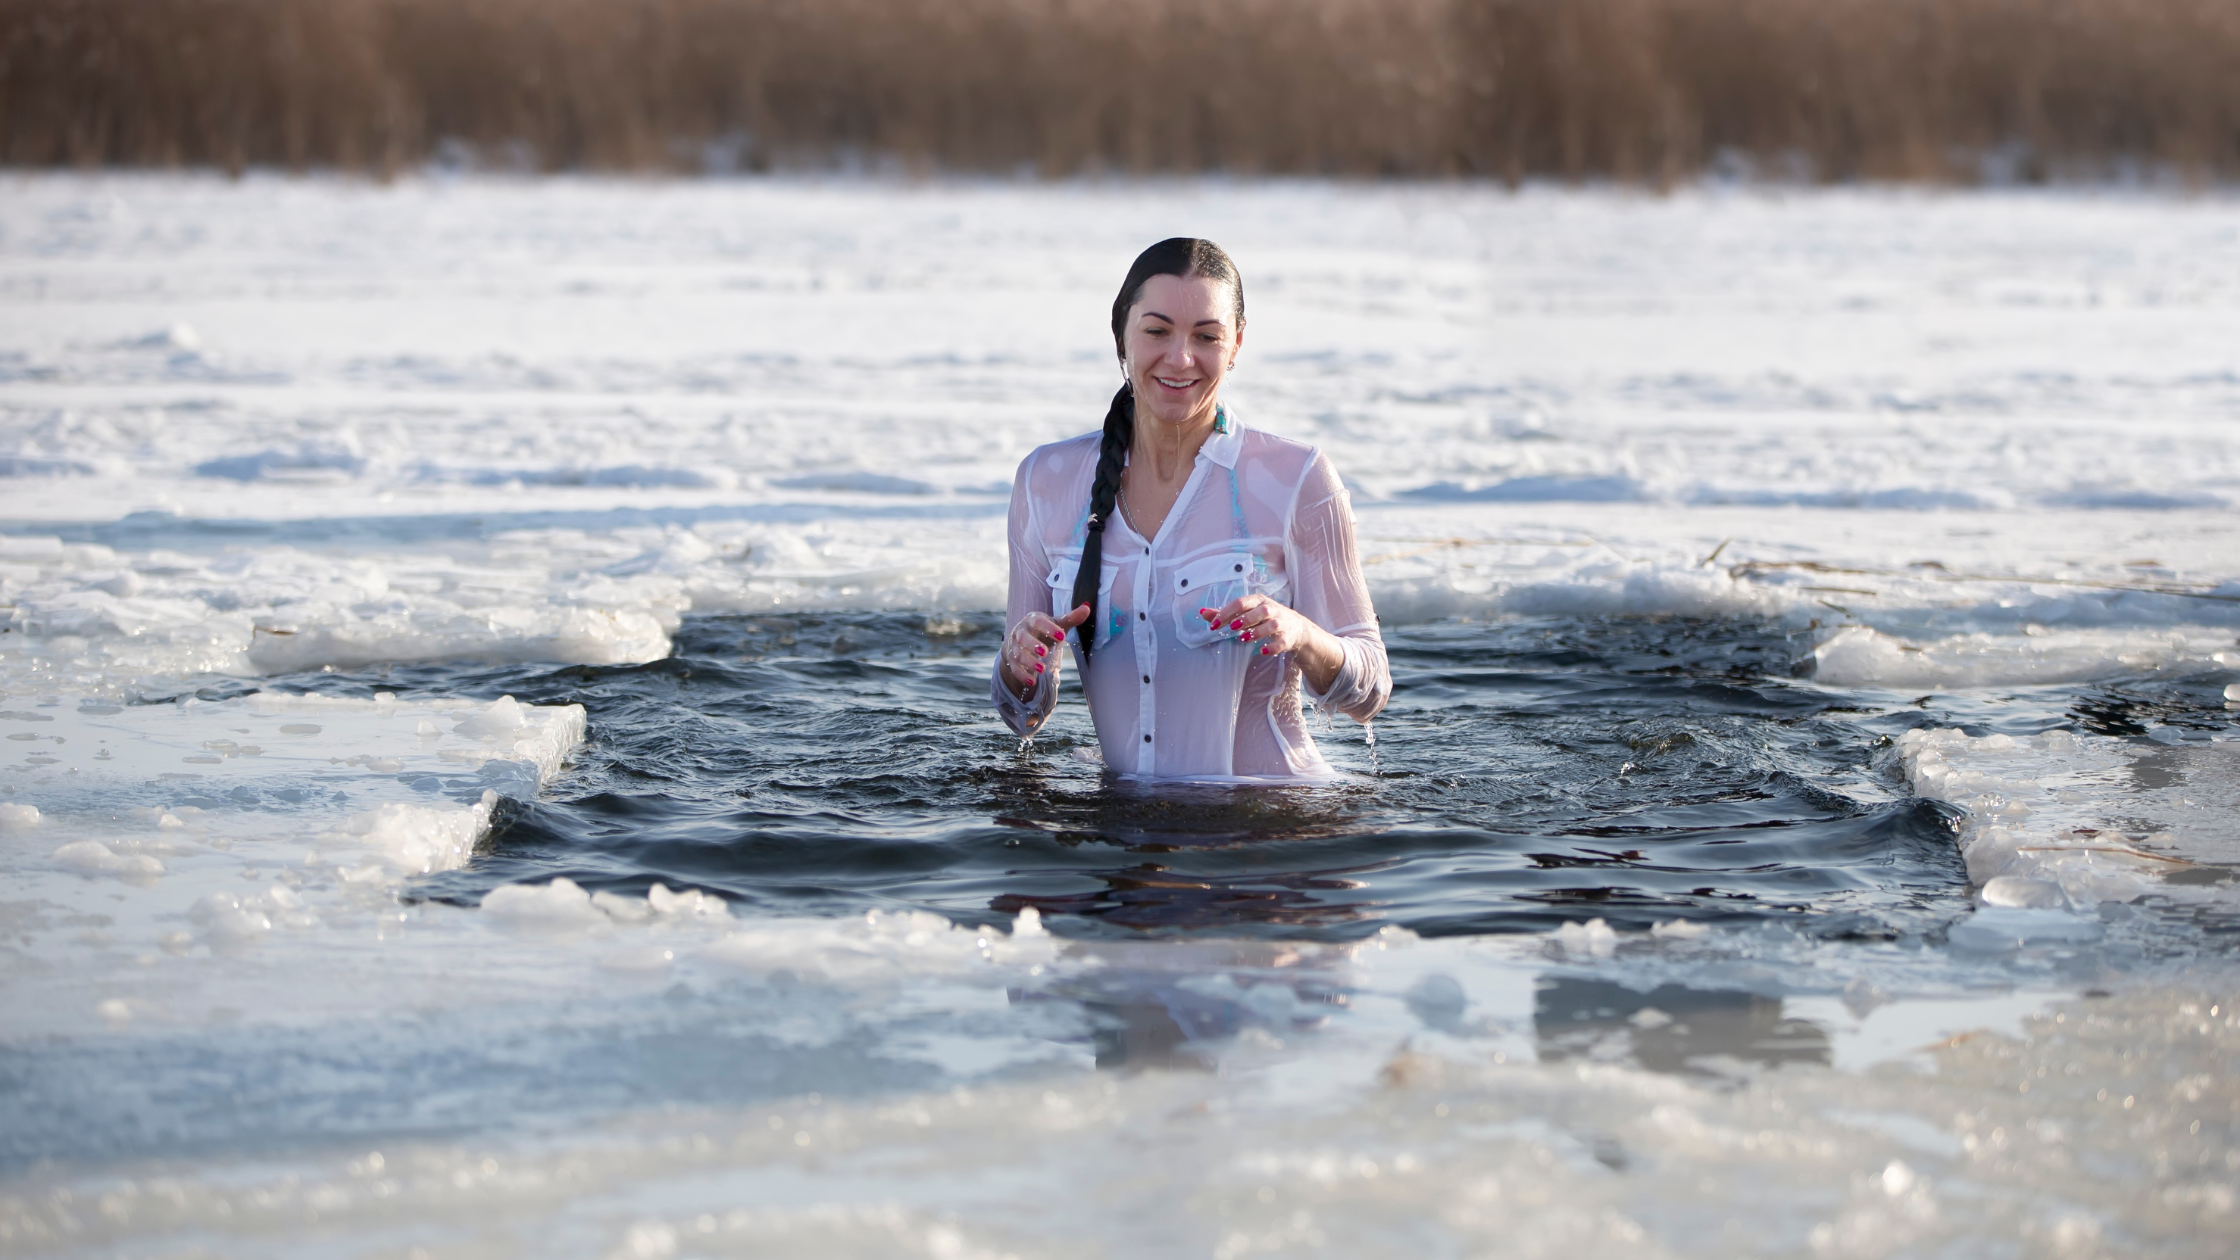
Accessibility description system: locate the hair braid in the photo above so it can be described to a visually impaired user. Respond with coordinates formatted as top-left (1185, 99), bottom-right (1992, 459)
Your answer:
top-left (1071, 383), bottom-right (1133, 664)
top-left (1071, 236), bottom-right (1244, 673)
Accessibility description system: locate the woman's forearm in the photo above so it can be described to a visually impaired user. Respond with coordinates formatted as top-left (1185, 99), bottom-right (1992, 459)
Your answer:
top-left (1294, 619), bottom-right (1345, 694)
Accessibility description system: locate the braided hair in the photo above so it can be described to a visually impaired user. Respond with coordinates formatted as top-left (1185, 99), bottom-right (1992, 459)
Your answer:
top-left (1070, 237), bottom-right (1245, 666)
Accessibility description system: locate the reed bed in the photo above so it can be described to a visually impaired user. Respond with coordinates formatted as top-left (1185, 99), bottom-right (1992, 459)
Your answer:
top-left (4, 0), bottom-right (2237, 181)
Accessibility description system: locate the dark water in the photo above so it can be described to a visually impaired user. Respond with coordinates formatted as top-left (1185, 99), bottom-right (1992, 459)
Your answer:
top-left (301, 613), bottom-right (1977, 943)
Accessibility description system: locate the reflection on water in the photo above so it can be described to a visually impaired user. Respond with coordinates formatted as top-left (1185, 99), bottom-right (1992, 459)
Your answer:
top-left (1029, 940), bottom-right (1350, 1072)
top-left (1013, 951), bottom-right (1840, 1079)
top-left (990, 860), bottom-right (1382, 931)
top-left (991, 779), bottom-right (1379, 849)
top-left (1535, 977), bottom-right (1831, 1075)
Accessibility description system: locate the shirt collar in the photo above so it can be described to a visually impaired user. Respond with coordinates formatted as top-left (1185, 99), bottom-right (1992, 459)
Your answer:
top-left (1200, 405), bottom-right (1244, 469)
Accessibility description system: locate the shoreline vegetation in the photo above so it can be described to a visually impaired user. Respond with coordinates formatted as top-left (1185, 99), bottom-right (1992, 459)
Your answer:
top-left (4, 0), bottom-right (2238, 183)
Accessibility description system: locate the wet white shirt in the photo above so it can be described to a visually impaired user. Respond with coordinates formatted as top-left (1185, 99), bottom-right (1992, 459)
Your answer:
top-left (991, 416), bottom-right (1390, 780)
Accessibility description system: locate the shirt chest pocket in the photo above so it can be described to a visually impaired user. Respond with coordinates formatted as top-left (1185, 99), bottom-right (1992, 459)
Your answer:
top-left (1169, 548), bottom-right (1288, 648)
top-left (1045, 549), bottom-right (1118, 646)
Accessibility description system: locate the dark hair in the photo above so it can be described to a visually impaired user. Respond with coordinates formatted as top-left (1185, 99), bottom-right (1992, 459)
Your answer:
top-left (1070, 238), bottom-right (1245, 666)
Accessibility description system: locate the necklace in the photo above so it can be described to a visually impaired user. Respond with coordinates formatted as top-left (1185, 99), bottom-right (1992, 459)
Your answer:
top-left (1121, 421), bottom-right (1206, 538)
top-left (1120, 474), bottom-right (1168, 539)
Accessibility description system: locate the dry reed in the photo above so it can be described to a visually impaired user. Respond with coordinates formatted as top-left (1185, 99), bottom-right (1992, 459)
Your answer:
top-left (3, 0), bottom-right (2236, 181)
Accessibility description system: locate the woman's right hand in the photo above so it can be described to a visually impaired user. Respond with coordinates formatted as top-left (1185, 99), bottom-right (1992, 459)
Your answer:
top-left (1003, 603), bottom-right (1092, 698)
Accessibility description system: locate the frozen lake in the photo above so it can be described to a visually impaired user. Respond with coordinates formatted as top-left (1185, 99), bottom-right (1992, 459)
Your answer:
top-left (2, 173), bottom-right (2237, 1257)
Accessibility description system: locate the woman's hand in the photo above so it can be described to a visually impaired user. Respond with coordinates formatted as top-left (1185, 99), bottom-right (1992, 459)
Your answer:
top-left (1003, 603), bottom-right (1092, 699)
top-left (1199, 595), bottom-right (1344, 693)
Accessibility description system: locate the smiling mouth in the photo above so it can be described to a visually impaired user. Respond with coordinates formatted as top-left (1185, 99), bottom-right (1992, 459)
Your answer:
top-left (1153, 376), bottom-right (1196, 390)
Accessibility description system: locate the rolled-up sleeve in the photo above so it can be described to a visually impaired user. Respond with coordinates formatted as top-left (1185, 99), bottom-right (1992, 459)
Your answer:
top-left (1286, 452), bottom-right (1391, 723)
top-left (991, 449), bottom-right (1059, 736)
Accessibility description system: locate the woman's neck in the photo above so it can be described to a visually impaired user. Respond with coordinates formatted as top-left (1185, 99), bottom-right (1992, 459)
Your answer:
top-left (1130, 399), bottom-right (1220, 485)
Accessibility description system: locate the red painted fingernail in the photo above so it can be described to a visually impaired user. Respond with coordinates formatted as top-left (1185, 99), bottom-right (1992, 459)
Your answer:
top-left (1229, 619), bottom-right (1244, 630)
top-left (1199, 608), bottom-right (1215, 618)
top-left (1240, 630), bottom-right (1253, 642)
top-left (1034, 645), bottom-right (1046, 657)
top-left (1033, 663), bottom-right (1044, 674)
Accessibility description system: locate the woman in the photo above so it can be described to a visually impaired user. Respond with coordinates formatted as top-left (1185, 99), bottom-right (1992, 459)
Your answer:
top-left (991, 238), bottom-right (1388, 780)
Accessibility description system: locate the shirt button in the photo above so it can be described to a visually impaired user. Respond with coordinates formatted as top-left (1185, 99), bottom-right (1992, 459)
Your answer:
top-left (1138, 612), bottom-right (1146, 621)
top-left (1142, 675), bottom-right (1150, 684)
top-left (1143, 734), bottom-right (1152, 743)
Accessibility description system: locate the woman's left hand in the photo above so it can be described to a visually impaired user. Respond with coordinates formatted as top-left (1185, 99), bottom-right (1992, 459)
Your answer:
top-left (1198, 595), bottom-right (1343, 690)
top-left (1200, 594), bottom-right (1307, 656)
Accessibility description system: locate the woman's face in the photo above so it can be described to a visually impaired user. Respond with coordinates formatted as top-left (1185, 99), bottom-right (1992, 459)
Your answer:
top-left (1121, 273), bottom-right (1243, 431)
